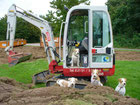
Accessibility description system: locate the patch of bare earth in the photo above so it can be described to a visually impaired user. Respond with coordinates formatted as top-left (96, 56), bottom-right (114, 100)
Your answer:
top-left (0, 46), bottom-right (46, 65)
top-left (0, 78), bottom-right (140, 105)
top-left (115, 50), bottom-right (140, 61)
top-left (0, 48), bottom-right (8, 64)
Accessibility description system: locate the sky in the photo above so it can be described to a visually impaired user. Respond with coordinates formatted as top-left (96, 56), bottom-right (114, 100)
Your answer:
top-left (0, 0), bottom-right (108, 18)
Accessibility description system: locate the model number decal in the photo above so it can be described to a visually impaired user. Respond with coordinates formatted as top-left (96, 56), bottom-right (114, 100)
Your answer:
top-left (70, 69), bottom-right (90, 72)
top-left (69, 69), bottom-right (104, 76)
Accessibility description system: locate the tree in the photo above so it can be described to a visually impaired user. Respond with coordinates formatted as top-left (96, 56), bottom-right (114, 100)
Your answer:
top-left (0, 16), bottom-right (7, 41)
top-left (41, 0), bottom-right (89, 36)
top-left (107, 0), bottom-right (140, 48)
top-left (16, 17), bottom-right (41, 43)
top-left (107, 0), bottom-right (140, 37)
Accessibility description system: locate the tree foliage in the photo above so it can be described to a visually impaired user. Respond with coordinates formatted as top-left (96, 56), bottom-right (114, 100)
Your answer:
top-left (0, 16), bottom-right (7, 41)
top-left (0, 16), bottom-right (40, 42)
top-left (15, 18), bottom-right (41, 43)
top-left (107, 0), bottom-right (140, 48)
top-left (107, 0), bottom-right (140, 37)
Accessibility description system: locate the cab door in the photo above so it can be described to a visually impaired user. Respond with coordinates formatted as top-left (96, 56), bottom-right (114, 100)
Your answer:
top-left (89, 10), bottom-right (114, 68)
top-left (63, 9), bottom-right (89, 68)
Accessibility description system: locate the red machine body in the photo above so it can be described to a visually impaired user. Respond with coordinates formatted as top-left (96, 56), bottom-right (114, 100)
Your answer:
top-left (49, 60), bottom-right (115, 77)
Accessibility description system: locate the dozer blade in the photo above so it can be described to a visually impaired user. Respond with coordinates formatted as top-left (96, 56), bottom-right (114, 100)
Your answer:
top-left (46, 80), bottom-right (87, 89)
top-left (32, 70), bottom-right (52, 84)
top-left (33, 71), bottom-right (87, 89)
top-left (8, 53), bottom-right (32, 66)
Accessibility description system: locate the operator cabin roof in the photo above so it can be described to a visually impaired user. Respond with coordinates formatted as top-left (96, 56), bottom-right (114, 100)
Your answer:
top-left (69, 5), bottom-right (108, 12)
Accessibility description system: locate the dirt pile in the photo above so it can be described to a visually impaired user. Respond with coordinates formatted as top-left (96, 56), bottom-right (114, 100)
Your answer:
top-left (0, 46), bottom-right (46, 65)
top-left (0, 77), bottom-right (24, 104)
top-left (0, 77), bottom-right (33, 89)
top-left (0, 48), bottom-right (8, 64)
top-left (0, 78), bottom-right (140, 105)
top-left (13, 46), bottom-right (46, 60)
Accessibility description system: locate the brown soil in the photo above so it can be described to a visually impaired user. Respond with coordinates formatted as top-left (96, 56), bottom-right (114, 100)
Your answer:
top-left (13, 46), bottom-right (46, 61)
top-left (0, 46), bottom-right (140, 65)
top-left (0, 77), bottom-right (140, 105)
top-left (115, 50), bottom-right (140, 61)
top-left (0, 46), bottom-right (46, 65)
top-left (0, 48), bottom-right (8, 65)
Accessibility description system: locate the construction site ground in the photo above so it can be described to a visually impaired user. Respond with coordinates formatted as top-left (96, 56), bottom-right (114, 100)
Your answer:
top-left (0, 77), bottom-right (140, 105)
top-left (0, 46), bottom-right (140, 65)
top-left (0, 46), bottom-right (140, 105)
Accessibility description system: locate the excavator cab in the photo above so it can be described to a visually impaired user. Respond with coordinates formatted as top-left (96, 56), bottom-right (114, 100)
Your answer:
top-left (62, 5), bottom-right (115, 77)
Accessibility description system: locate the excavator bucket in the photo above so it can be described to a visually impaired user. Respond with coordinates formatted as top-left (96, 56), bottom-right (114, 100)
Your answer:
top-left (8, 50), bottom-right (32, 66)
top-left (32, 70), bottom-right (50, 84)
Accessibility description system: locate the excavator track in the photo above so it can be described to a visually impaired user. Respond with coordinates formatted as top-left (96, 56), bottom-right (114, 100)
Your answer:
top-left (33, 71), bottom-right (87, 89)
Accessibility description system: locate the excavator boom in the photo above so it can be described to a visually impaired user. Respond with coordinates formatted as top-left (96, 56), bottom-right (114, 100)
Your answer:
top-left (5, 4), bottom-right (57, 66)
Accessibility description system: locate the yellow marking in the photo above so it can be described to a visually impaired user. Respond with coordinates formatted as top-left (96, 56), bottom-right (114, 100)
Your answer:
top-left (103, 69), bottom-right (109, 71)
top-left (106, 57), bottom-right (109, 60)
top-left (9, 10), bottom-right (14, 12)
top-left (40, 27), bottom-right (44, 29)
top-left (75, 43), bottom-right (80, 47)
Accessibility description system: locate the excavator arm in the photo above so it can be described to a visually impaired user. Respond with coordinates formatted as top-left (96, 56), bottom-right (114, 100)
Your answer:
top-left (5, 4), bottom-right (56, 64)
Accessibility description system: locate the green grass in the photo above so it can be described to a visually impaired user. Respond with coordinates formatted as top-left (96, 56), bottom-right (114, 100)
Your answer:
top-left (0, 59), bottom-right (140, 100)
top-left (105, 61), bottom-right (140, 100)
top-left (0, 59), bottom-right (49, 84)
top-left (115, 49), bottom-right (140, 52)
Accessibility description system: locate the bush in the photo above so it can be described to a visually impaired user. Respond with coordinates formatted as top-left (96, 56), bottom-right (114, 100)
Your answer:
top-left (132, 33), bottom-right (140, 48)
top-left (114, 34), bottom-right (140, 48)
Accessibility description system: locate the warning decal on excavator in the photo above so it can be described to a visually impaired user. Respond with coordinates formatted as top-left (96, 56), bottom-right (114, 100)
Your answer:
top-left (46, 32), bottom-right (51, 41)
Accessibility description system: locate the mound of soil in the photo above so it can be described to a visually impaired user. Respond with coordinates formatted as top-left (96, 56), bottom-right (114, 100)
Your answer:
top-left (0, 46), bottom-right (46, 65)
top-left (0, 78), bottom-right (140, 105)
top-left (0, 77), bottom-right (33, 89)
top-left (0, 48), bottom-right (8, 64)
top-left (13, 46), bottom-right (46, 61)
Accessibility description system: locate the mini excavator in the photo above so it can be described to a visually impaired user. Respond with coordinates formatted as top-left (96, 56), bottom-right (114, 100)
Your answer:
top-left (6, 4), bottom-right (115, 84)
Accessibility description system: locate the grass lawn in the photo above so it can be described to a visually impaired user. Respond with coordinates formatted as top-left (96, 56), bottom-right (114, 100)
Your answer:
top-left (105, 61), bottom-right (140, 100)
top-left (0, 59), bottom-right (49, 84)
top-left (0, 59), bottom-right (140, 100)
top-left (115, 49), bottom-right (140, 52)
